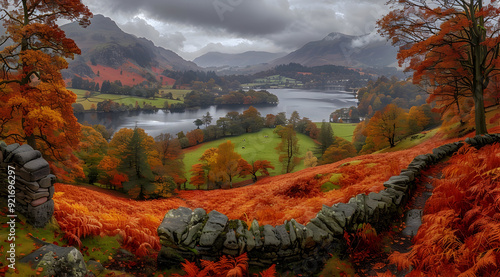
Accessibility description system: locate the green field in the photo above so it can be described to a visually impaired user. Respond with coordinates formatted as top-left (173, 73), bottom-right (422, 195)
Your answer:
top-left (158, 89), bottom-right (191, 101)
top-left (71, 88), bottom-right (184, 110)
top-left (243, 75), bottom-right (303, 89)
top-left (315, 122), bottom-right (358, 142)
top-left (183, 128), bottom-right (319, 184)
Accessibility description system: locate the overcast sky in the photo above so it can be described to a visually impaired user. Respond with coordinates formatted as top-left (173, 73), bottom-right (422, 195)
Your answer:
top-left (81, 0), bottom-right (390, 60)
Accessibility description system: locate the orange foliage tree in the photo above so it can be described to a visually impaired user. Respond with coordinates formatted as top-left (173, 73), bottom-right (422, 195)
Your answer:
top-left (248, 160), bottom-right (275, 182)
top-left (320, 137), bottom-right (357, 165)
top-left (378, 0), bottom-right (500, 135)
top-left (191, 141), bottom-right (251, 189)
top-left (364, 104), bottom-right (408, 150)
top-left (155, 133), bottom-right (185, 189)
top-left (186, 129), bottom-right (204, 146)
top-left (274, 125), bottom-right (301, 173)
top-left (0, 0), bottom-right (91, 178)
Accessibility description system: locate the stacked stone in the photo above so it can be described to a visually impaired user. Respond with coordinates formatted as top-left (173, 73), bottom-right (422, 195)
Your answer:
top-left (157, 134), bottom-right (500, 275)
top-left (0, 142), bottom-right (56, 227)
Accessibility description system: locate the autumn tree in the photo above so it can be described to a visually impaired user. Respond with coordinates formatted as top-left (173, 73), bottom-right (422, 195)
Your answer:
top-left (274, 125), bottom-right (301, 173)
top-left (364, 104), bottom-right (408, 149)
top-left (108, 128), bottom-right (164, 199)
top-left (241, 106), bottom-right (264, 133)
top-left (408, 106), bottom-right (431, 134)
top-left (320, 137), bottom-right (357, 165)
top-left (304, 151), bottom-right (318, 167)
top-left (248, 160), bottom-right (275, 182)
top-left (155, 133), bottom-right (185, 189)
top-left (190, 164), bottom-right (206, 189)
top-left (202, 112), bottom-right (213, 127)
top-left (378, 0), bottom-right (500, 135)
top-left (186, 129), bottom-right (204, 146)
top-left (77, 125), bottom-right (108, 184)
top-left (316, 121), bottom-right (335, 155)
top-left (0, 0), bottom-right (91, 178)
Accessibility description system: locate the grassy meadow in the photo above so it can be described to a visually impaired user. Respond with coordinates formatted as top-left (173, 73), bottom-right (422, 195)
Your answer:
top-left (315, 122), bottom-right (358, 141)
top-left (71, 88), bottom-right (186, 110)
top-left (182, 128), bottom-right (319, 185)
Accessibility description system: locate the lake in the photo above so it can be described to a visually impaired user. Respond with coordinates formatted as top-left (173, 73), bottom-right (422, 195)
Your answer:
top-left (76, 88), bottom-right (358, 138)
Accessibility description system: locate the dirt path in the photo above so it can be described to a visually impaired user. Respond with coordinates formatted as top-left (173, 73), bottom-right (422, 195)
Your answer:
top-left (352, 162), bottom-right (449, 276)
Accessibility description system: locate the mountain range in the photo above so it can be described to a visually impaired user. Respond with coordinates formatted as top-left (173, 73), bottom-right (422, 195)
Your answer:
top-left (268, 32), bottom-right (398, 68)
top-left (61, 15), bottom-right (398, 83)
top-left (193, 51), bottom-right (286, 68)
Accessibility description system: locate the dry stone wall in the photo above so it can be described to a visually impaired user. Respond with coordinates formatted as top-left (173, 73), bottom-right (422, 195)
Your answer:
top-left (0, 142), bottom-right (56, 228)
top-left (157, 134), bottom-right (500, 274)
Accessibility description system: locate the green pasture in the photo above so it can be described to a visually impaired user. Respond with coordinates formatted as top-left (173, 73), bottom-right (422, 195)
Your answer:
top-left (183, 128), bottom-right (319, 185)
top-left (71, 88), bottom-right (183, 110)
top-left (158, 89), bottom-right (191, 101)
top-left (315, 122), bottom-right (358, 142)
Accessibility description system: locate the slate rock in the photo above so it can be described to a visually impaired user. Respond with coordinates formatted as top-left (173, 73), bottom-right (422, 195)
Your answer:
top-left (23, 157), bottom-right (50, 173)
top-left (48, 185), bottom-right (55, 200)
top-left (13, 150), bottom-right (42, 166)
top-left (182, 222), bottom-right (203, 248)
top-left (250, 219), bottom-right (263, 249)
top-left (244, 229), bottom-right (256, 252)
top-left (31, 197), bottom-right (48, 207)
top-left (87, 260), bottom-right (105, 276)
top-left (17, 178), bottom-right (40, 192)
top-left (402, 209), bottom-right (422, 237)
top-left (262, 225), bottom-right (280, 250)
top-left (39, 174), bottom-right (56, 188)
top-left (199, 210), bottom-right (228, 247)
top-left (27, 199), bottom-right (54, 228)
top-left (20, 244), bottom-right (87, 277)
top-left (287, 221), bottom-right (297, 245)
top-left (5, 144), bottom-right (33, 163)
top-left (276, 224), bottom-right (291, 249)
top-left (223, 230), bottom-right (239, 250)
top-left (157, 207), bottom-right (193, 244)
top-left (0, 141), bottom-right (8, 156)
top-left (190, 208), bottom-right (207, 225)
top-left (316, 212), bottom-right (343, 235)
top-left (3, 143), bottom-right (20, 160)
top-left (305, 222), bottom-right (330, 245)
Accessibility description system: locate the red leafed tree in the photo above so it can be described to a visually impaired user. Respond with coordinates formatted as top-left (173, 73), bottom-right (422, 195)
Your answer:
top-left (365, 104), bottom-right (408, 149)
top-left (249, 160), bottom-right (275, 182)
top-left (0, 0), bottom-right (92, 177)
top-left (189, 163), bottom-right (206, 189)
top-left (186, 129), bottom-right (204, 146)
top-left (377, 0), bottom-right (500, 135)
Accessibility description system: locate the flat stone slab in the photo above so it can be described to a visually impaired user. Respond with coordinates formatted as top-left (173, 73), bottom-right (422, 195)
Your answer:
top-left (5, 144), bottom-right (33, 163)
top-left (402, 209), bottom-right (422, 237)
top-left (27, 199), bottom-right (54, 228)
top-left (39, 174), bottom-right (56, 188)
top-left (13, 150), bottom-right (42, 166)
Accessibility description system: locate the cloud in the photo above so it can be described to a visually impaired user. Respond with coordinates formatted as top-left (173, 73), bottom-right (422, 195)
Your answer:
top-left (82, 0), bottom-right (391, 58)
top-left (351, 31), bottom-right (385, 48)
top-left (119, 17), bottom-right (186, 52)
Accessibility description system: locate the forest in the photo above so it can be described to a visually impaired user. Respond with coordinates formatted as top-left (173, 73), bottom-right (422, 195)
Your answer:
top-left (0, 0), bottom-right (500, 276)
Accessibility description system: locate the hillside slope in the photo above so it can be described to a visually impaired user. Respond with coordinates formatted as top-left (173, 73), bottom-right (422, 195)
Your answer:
top-left (269, 32), bottom-right (398, 68)
top-left (193, 51), bottom-right (286, 68)
top-left (61, 14), bottom-right (200, 86)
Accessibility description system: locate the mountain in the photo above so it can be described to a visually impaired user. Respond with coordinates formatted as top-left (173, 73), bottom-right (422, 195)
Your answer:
top-left (269, 32), bottom-right (398, 68)
top-left (193, 51), bottom-right (286, 68)
top-left (61, 15), bottom-right (200, 86)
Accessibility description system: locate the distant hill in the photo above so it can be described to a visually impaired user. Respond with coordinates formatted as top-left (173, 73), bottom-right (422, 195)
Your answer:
top-left (269, 32), bottom-right (398, 68)
top-left (193, 51), bottom-right (286, 68)
top-left (61, 14), bottom-right (200, 86)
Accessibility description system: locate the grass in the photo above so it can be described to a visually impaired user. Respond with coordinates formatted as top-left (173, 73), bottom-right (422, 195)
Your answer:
top-left (315, 122), bottom-right (358, 141)
top-left (158, 89), bottom-right (191, 101)
top-left (182, 128), bottom-right (319, 186)
top-left (379, 128), bottom-right (440, 153)
top-left (71, 88), bottom-right (184, 110)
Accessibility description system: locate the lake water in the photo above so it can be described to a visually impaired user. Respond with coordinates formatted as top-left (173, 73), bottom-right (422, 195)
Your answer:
top-left (76, 88), bottom-right (357, 138)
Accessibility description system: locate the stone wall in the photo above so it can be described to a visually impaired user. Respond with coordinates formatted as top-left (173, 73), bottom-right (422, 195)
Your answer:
top-left (0, 142), bottom-right (56, 228)
top-left (157, 134), bottom-right (500, 274)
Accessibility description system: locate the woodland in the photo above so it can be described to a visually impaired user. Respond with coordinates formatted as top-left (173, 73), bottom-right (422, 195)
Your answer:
top-left (0, 0), bottom-right (500, 276)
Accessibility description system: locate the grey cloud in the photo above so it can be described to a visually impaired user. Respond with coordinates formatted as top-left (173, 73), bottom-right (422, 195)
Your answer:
top-left (82, 0), bottom-right (391, 58)
top-left (119, 18), bottom-right (186, 52)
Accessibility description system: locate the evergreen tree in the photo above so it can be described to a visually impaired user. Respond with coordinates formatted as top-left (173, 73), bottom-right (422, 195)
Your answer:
top-left (316, 121), bottom-right (335, 155)
top-left (119, 127), bottom-right (154, 200)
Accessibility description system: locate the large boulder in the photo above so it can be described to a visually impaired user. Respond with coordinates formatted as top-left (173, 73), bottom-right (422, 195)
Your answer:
top-left (20, 244), bottom-right (87, 277)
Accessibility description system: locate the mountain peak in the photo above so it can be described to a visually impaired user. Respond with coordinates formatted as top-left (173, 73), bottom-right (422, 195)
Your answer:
top-left (323, 32), bottom-right (354, 41)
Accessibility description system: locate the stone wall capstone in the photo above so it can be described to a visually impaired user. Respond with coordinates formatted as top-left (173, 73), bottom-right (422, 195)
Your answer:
top-left (156, 134), bottom-right (500, 275)
top-left (0, 142), bottom-right (55, 228)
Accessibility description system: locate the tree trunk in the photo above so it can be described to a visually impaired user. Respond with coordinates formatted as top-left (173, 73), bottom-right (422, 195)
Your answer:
top-left (473, 83), bottom-right (488, 135)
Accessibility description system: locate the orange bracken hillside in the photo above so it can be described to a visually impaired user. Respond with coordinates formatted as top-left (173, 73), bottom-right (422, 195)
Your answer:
top-left (53, 126), bottom-right (500, 254)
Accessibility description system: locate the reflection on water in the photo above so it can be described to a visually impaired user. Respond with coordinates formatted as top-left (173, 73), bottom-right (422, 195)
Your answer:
top-left (76, 89), bottom-right (358, 137)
